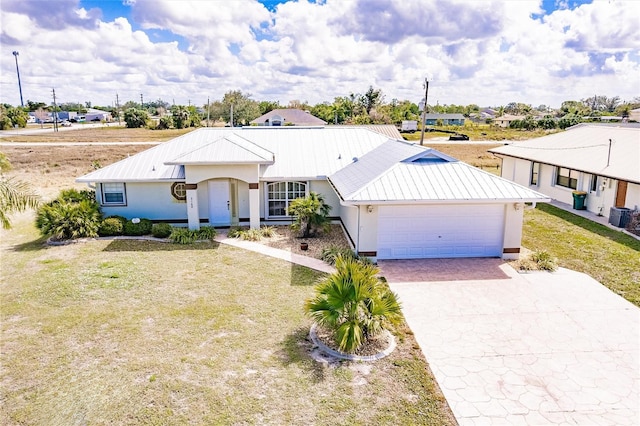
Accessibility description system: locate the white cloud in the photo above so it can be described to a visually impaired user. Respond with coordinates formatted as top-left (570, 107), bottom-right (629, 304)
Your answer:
top-left (0, 0), bottom-right (638, 108)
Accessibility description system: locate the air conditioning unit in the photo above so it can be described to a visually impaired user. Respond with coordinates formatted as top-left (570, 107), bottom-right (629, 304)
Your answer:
top-left (609, 207), bottom-right (631, 228)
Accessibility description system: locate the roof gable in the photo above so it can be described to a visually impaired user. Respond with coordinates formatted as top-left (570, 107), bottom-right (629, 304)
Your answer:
top-left (165, 133), bottom-right (274, 165)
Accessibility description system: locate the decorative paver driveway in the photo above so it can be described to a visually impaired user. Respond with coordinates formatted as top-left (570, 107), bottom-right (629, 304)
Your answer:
top-left (380, 259), bottom-right (640, 425)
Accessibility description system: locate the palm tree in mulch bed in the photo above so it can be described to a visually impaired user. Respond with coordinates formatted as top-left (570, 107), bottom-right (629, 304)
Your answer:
top-left (305, 256), bottom-right (403, 354)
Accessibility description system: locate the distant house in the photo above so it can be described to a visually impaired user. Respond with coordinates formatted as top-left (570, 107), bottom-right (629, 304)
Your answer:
top-left (490, 124), bottom-right (640, 224)
top-left (629, 108), bottom-right (640, 122)
top-left (85, 108), bottom-right (112, 122)
top-left (493, 114), bottom-right (526, 128)
top-left (423, 113), bottom-right (465, 126)
top-left (77, 127), bottom-right (548, 260)
top-left (250, 108), bottom-right (326, 126)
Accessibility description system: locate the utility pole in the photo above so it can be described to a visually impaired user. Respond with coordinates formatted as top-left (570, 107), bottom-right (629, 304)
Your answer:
top-left (207, 97), bottom-right (210, 127)
top-left (52, 88), bottom-right (59, 132)
top-left (12, 51), bottom-right (24, 107)
top-left (230, 104), bottom-right (234, 127)
top-left (140, 93), bottom-right (144, 109)
top-left (419, 78), bottom-right (429, 146)
top-left (116, 93), bottom-right (121, 125)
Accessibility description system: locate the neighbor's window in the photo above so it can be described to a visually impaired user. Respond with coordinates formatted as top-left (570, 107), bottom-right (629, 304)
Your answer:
top-left (590, 175), bottom-right (598, 193)
top-left (101, 182), bottom-right (126, 205)
top-left (267, 181), bottom-right (307, 217)
top-left (556, 167), bottom-right (578, 189)
top-left (530, 162), bottom-right (540, 185)
top-left (171, 182), bottom-right (187, 201)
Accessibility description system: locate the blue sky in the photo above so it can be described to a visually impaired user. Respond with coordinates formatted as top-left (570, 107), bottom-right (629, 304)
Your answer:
top-left (1, 0), bottom-right (638, 108)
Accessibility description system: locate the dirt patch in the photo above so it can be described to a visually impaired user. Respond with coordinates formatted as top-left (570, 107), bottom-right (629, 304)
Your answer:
top-left (257, 225), bottom-right (352, 259)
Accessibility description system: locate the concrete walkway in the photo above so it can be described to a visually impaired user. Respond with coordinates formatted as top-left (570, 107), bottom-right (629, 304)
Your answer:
top-left (380, 259), bottom-right (640, 425)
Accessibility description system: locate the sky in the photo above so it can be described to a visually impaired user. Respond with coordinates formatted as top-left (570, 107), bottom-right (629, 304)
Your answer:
top-left (1, 0), bottom-right (639, 109)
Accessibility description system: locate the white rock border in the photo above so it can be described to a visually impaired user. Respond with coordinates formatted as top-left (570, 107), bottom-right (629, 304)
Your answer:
top-left (309, 323), bottom-right (396, 362)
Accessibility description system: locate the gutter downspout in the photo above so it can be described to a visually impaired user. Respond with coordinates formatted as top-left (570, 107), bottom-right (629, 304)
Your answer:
top-left (356, 205), bottom-right (361, 255)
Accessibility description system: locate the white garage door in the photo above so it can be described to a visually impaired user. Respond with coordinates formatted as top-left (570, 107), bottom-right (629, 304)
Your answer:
top-left (377, 204), bottom-right (505, 259)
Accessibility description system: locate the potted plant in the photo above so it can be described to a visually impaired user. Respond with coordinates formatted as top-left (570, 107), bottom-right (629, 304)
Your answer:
top-left (300, 241), bottom-right (309, 250)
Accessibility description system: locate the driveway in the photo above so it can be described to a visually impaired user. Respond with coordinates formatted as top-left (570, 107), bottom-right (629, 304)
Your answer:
top-left (379, 259), bottom-right (640, 425)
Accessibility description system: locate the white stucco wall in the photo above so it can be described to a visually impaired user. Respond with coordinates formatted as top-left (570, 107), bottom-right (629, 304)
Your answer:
top-left (309, 180), bottom-right (341, 217)
top-left (186, 164), bottom-right (260, 185)
top-left (499, 156), bottom-right (639, 219)
top-left (99, 182), bottom-right (187, 221)
top-left (503, 204), bottom-right (524, 260)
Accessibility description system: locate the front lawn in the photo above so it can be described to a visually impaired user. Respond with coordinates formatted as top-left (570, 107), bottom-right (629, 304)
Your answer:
top-left (0, 218), bottom-right (455, 425)
top-left (523, 203), bottom-right (640, 307)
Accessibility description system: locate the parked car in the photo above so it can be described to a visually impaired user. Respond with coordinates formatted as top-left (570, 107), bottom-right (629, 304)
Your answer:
top-left (449, 134), bottom-right (469, 141)
top-left (60, 120), bottom-right (72, 127)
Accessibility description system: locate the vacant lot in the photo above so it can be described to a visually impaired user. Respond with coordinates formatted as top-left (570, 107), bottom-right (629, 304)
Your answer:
top-left (0, 216), bottom-right (455, 425)
top-left (2, 126), bottom-right (195, 143)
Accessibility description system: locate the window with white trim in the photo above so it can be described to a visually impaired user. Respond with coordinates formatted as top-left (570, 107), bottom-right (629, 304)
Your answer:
top-left (556, 167), bottom-right (578, 189)
top-left (101, 182), bottom-right (126, 205)
top-left (590, 175), bottom-right (598, 193)
top-left (530, 162), bottom-right (540, 186)
top-left (267, 181), bottom-right (307, 217)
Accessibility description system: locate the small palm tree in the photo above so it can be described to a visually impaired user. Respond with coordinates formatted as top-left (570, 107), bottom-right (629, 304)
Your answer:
top-left (305, 256), bottom-right (402, 353)
top-left (288, 191), bottom-right (331, 238)
top-left (0, 153), bottom-right (40, 229)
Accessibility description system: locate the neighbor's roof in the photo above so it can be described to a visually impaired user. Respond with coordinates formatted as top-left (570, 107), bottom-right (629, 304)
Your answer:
top-left (329, 140), bottom-right (550, 204)
top-left (250, 108), bottom-right (327, 125)
top-left (490, 124), bottom-right (640, 184)
top-left (77, 127), bottom-right (392, 182)
top-left (329, 124), bottom-right (403, 140)
top-left (424, 113), bottom-right (465, 120)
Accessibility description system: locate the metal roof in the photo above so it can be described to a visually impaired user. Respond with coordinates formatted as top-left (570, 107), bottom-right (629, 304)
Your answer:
top-left (166, 133), bottom-right (274, 165)
top-left (490, 124), bottom-right (640, 184)
top-left (77, 127), bottom-right (392, 182)
top-left (250, 108), bottom-right (327, 125)
top-left (330, 124), bottom-right (403, 140)
top-left (329, 141), bottom-right (550, 204)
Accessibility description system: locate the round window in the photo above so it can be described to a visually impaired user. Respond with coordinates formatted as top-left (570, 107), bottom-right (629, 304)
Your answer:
top-left (171, 182), bottom-right (187, 201)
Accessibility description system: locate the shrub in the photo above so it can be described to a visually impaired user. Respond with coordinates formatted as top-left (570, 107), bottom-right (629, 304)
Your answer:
top-left (227, 226), bottom-right (244, 238)
top-left (240, 228), bottom-right (262, 241)
top-left (58, 188), bottom-right (95, 203)
top-left (531, 250), bottom-right (558, 272)
top-left (123, 218), bottom-right (153, 236)
top-left (151, 223), bottom-right (173, 238)
top-left (36, 199), bottom-right (102, 240)
top-left (169, 228), bottom-right (197, 244)
top-left (260, 226), bottom-right (276, 237)
top-left (305, 256), bottom-right (403, 354)
top-left (98, 217), bottom-right (124, 236)
top-left (320, 245), bottom-right (358, 265)
top-left (196, 226), bottom-right (216, 241)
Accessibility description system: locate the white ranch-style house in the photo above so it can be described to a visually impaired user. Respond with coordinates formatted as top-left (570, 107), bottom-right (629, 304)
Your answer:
top-left (77, 127), bottom-right (549, 260)
top-left (490, 124), bottom-right (640, 225)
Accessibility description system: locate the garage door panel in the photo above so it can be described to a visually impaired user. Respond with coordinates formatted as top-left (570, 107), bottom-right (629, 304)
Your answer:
top-left (377, 205), bottom-right (504, 259)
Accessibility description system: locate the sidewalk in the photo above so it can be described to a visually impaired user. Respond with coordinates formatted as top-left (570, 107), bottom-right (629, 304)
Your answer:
top-left (214, 231), bottom-right (336, 274)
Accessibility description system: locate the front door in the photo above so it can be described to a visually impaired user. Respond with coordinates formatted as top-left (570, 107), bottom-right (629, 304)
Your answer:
top-left (209, 180), bottom-right (230, 226)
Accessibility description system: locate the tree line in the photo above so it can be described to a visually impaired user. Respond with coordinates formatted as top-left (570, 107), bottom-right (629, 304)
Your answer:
top-left (1, 89), bottom-right (638, 130)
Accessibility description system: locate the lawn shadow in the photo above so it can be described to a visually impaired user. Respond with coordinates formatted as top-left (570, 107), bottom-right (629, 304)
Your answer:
top-left (8, 236), bottom-right (51, 252)
top-left (290, 264), bottom-right (327, 286)
top-left (103, 239), bottom-right (221, 252)
top-left (539, 204), bottom-right (640, 251)
top-left (279, 326), bottom-right (328, 383)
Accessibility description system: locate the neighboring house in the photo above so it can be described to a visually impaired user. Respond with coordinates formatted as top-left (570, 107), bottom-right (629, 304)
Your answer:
top-left (493, 114), bottom-right (525, 128)
top-left (57, 111), bottom-right (79, 121)
top-left (250, 108), bottom-right (327, 126)
top-left (423, 113), bottom-right (465, 126)
top-left (629, 108), bottom-right (640, 122)
top-left (490, 124), bottom-right (640, 222)
top-left (77, 127), bottom-right (549, 260)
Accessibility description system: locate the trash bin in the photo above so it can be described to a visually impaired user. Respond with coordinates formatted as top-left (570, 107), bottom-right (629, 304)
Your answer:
top-left (609, 207), bottom-right (631, 228)
top-left (572, 191), bottom-right (587, 210)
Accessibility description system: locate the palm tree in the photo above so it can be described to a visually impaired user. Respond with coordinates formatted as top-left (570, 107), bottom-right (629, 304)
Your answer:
top-left (288, 191), bottom-right (331, 238)
top-left (0, 177), bottom-right (40, 229)
top-left (305, 256), bottom-right (403, 353)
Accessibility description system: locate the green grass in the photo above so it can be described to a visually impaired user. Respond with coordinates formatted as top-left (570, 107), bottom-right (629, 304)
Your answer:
top-left (0, 218), bottom-right (455, 425)
top-left (402, 124), bottom-right (560, 141)
top-left (523, 203), bottom-right (640, 306)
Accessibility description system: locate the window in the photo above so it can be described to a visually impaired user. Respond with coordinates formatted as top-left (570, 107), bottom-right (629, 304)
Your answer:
top-left (590, 175), bottom-right (598, 193)
top-left (530, 162), bottom-right (540, 185)
top-left (556, 167), bottom-right (578, 189)
top-left (171, 182), bottom-right (186, 201)
top-left (267, 181), bottom-right (307, 217)
top-left (101, 183), bottom-right (126, 205)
